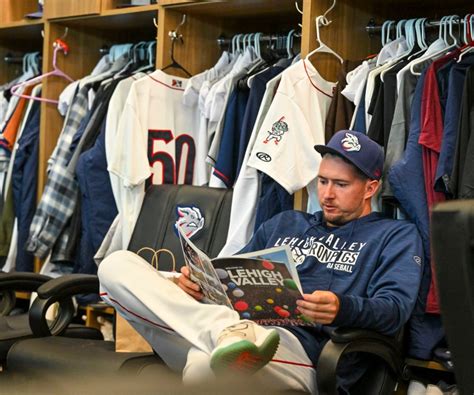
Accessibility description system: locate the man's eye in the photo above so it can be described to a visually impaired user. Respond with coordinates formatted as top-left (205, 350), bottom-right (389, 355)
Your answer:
top-left (318, 179), bottom-right (327, 185)
top-left (336, 183), bottom-right (348, 188)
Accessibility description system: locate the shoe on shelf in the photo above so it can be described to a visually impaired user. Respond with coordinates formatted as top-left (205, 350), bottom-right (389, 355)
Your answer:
top-left (210, 321), bottom-right (280, 375)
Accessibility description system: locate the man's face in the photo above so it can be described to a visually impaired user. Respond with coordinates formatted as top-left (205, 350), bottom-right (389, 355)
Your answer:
top-left (317, 155), bottom-right (377, 227)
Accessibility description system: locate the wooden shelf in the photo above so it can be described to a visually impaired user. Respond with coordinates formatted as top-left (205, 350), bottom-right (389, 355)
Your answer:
top-left (163, 0), bottom-right (298, 17)
top-left (52, 7), bottom-right (159, 33)
top-left (0, 20), bottom-right (44, 42)
top-left (15, 292), bottom-right (31, 300)
top-left (0, 19), bottom-right (44, 29)
top-left (79, 304), bottom-right (115, 330)
top-left (101, 3), bottom-right (160, 16)
top-left (406, 358), bottom-right (451, 372)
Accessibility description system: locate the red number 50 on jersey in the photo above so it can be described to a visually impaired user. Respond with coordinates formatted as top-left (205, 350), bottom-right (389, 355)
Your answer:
top-left (147, 129), bottom-right (196, 186)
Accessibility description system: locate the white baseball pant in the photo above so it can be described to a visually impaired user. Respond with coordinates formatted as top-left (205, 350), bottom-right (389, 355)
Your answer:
top-left (98, 251), bottom-right (317, 393)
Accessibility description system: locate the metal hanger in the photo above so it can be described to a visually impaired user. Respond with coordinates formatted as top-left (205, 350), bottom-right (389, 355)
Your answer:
top-left (295, 1), bottom-right (303, 29)
top-left (162, 14), bottom-right (191, 77)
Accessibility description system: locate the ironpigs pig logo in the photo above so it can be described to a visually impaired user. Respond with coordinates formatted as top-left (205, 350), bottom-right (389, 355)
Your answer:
top-left (263, 117), bottom-right (288, 145)
top-left (341, 132), bottom-right (361, 152)
top-left (175, 206), bottom-right (205, 239)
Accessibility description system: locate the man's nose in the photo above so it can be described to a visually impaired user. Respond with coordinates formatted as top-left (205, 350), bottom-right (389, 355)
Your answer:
top-left (323, 183), bottom-right (335, 199)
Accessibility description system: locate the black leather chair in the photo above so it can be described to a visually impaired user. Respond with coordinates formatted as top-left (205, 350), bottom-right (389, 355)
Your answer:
top-left (431, 200), bottom-right (474, 395)
top-left (0, 272), bottom-right (103, 366)
top-left (4, 185), bottom-right (410, 395)
top-left (4, 185), bottom-right (233, 375)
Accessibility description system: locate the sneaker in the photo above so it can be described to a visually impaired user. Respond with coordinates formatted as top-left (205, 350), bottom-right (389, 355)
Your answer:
top-left (210, 321), bottom-right (280, 375)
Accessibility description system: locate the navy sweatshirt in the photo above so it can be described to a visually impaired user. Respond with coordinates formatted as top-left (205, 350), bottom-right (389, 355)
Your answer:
top-left (240, 210), bottom-right (423, 390)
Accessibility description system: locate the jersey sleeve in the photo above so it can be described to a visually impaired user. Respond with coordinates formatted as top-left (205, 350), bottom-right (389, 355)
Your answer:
top-left (246, 92), bottom-right (323, 194)
top-left (107, 84), bottom-right (150, 188)
top-left (332, 223), bottom-right (423, 335)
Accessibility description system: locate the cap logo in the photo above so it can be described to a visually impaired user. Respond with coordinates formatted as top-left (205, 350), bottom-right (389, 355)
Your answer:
top-left (341, 133), bottom-right (361, 152)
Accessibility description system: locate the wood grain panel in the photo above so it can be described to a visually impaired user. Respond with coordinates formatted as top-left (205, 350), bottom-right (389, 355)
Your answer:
top-left (44, 0), bottom-right (102, 19)
top-left (157, 8), bottom-right (222, 76)
top-left (0, 0), bottom-right (39, 24)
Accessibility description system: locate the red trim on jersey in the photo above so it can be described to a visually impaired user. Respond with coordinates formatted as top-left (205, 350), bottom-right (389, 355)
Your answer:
top-left (148, 75), bottom-right (185, 91)
top-left (213, 168), bottom-right (230, 183)
top-left (271, 358), bottom-right (315, 368)
top-left (303, 60), bottom-right (333, 99)
top-left (105, 294), bottom-right (175, 333)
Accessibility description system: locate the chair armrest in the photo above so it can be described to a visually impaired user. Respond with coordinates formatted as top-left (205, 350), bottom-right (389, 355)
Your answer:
top-left (36, 274), bottom-right (99, 299)
top-left (29, 274), bottom-right (100, 337)
top-left (329, 328), bottom-right (401, 350)
top-left (0, 272), bottom-right (51, 315)
top-left (316, 328), bottom-right (407, 395)
top-left (0, 272), bottom-right (51, 292)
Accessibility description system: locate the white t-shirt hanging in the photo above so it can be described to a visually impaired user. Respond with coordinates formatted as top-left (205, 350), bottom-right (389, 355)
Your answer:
top-left (105, 72), bottom-right (146, 207)
top-left (247, 59), bottom-right (336, 195)
top-left (102, 70), bottom-right (201, 256)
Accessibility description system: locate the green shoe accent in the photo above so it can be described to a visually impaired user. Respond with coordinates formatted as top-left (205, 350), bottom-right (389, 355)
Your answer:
top-left (210, 330), bottom-right (280, 375)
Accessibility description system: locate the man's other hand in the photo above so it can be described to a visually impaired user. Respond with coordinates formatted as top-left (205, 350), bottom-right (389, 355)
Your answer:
top-left (296, 291), bottom-right (340, 324)
top-left (177, 266), bottom-right (204, 301)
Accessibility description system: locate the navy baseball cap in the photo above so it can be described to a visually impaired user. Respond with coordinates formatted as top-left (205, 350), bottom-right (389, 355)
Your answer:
top-left (314, 130), bottom-right (384, 180)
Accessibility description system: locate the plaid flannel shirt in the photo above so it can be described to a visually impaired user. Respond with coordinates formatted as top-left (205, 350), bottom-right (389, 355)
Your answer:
top-left (26, 86), bottom-right (89, 259)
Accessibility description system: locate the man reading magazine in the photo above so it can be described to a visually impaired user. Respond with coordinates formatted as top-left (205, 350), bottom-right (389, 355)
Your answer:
top-left (98, 130), bottom-right (423, 394)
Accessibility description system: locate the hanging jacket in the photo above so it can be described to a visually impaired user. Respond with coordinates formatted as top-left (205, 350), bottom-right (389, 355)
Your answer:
top-left (389, 66), bottom-right (445, 359)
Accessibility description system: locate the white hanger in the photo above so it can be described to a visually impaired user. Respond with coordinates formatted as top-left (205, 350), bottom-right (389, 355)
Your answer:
top-left (457, 14), bottom-right (474, 62)
top-left (410, 16), bottom-right (447, 75)
top-left (254, 32), bottom-right (262, 59)
top-left (380, 19), bottom-right (416, 81)
top-left (381, 20), bottom-right (392, 46)
top-left (408, 18), bottom-right (428, 60)
top-left (447, 15), bottom-right (460, 47)
top-left (305, 0), bottom-right (343, 65)
top-left (287, 29), bottom-right (295, 58)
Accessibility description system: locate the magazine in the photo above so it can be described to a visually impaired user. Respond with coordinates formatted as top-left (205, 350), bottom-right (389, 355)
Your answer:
top-left (177, 227), bottom-right (312, 326)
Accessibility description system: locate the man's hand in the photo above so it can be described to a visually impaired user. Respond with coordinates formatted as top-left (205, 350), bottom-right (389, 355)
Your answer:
top-left (177, 266), bottom-right (204, 301)
top-left (296, 291), bottom-right (340, 324)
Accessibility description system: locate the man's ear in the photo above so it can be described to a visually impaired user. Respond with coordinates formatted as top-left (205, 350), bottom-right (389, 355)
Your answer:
top-left (364, 179), bottom-right (380, 200)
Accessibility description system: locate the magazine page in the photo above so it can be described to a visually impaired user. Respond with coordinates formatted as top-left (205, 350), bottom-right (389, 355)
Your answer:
top-left (211, 256), bottom-right (313, 326)
top-left (234, 245), bottom-right (302, 293)
top-left (177, 227), bottom-right (232, 308)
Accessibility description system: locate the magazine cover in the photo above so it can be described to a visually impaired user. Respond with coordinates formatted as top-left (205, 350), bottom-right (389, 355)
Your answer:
top-left (178, 229), bottom-right (232, 308)
top-left (177, 227), bottom-right (313, 326)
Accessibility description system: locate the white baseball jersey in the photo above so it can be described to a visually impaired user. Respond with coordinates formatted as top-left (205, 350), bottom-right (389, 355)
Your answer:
top-left (247, 59), bottom-right (336, 195)
top-left (100, 70), bottom-right (201, 258)
top-left (218, 73), bottom-right (282, 256)
top-left (220, 60), bottom-right (336, 256)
